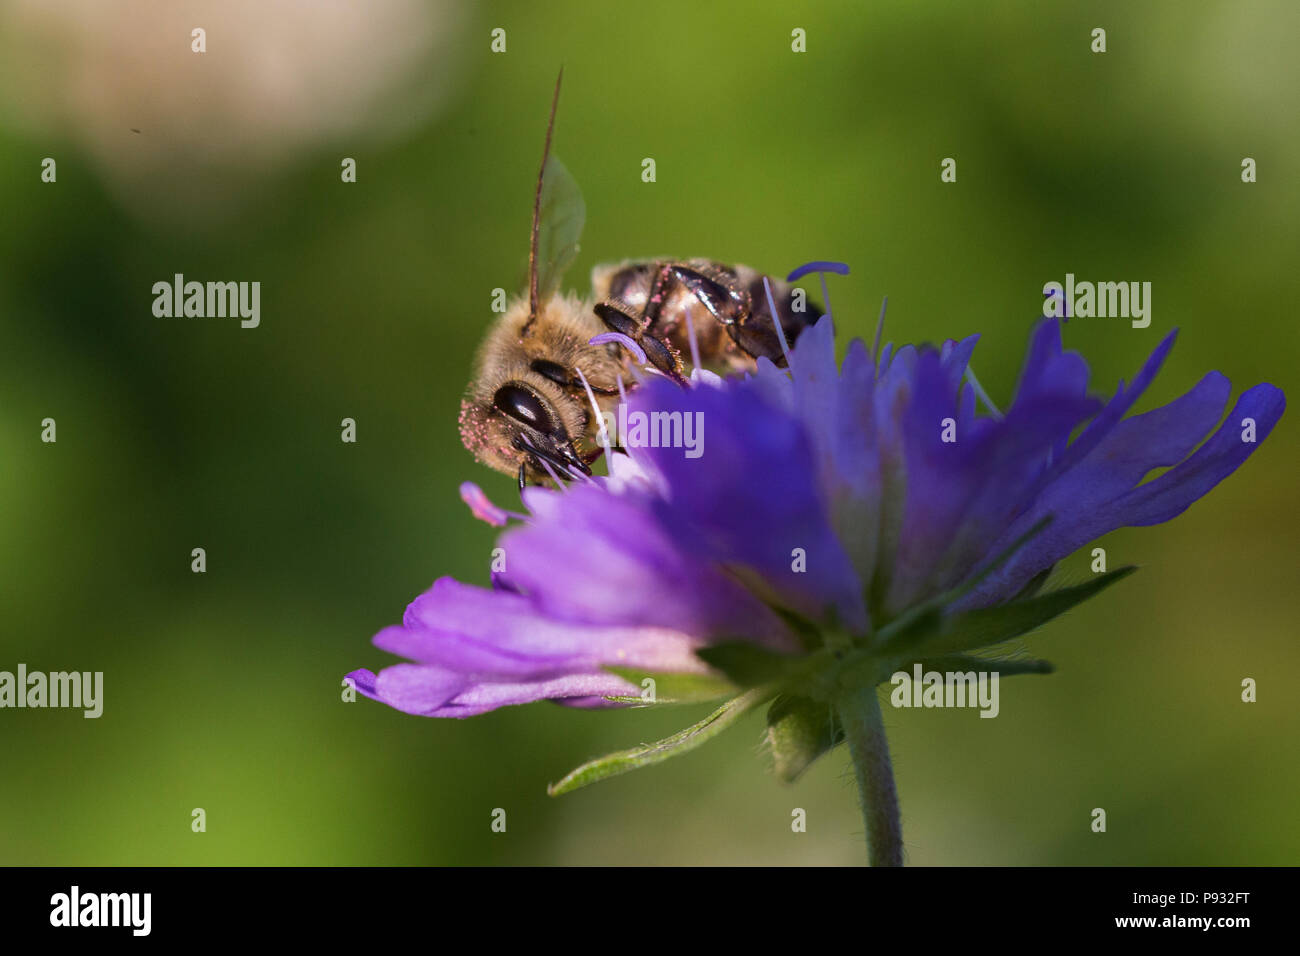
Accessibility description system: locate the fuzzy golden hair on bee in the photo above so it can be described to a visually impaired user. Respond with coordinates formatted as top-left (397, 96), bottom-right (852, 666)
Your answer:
top-left (458, 290), bottom-right (624, 482)
top-left (458, 68), bottom-right (823, 489)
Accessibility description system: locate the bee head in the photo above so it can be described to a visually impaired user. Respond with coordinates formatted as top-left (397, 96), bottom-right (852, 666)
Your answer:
top-left (458, 378), bottom-right (593, 485)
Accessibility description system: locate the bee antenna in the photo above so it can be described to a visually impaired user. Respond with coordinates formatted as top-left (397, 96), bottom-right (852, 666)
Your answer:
top-left (524, 66), bottom-right (564, 336)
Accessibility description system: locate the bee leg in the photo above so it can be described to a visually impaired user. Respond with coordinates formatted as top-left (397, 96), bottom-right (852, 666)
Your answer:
top-left (530, 358), bottom-right (576, 388)
top-left (529, 357), bottom-right (618, 395)
top-left (629, 261), bottom-right (750, 378)
top-left (593, 301), bottom-right (642, 338)
top-left (653, 262), bottom-right (749, 329)
top-left (640, 335), bottom-right (689, 385)
top-left (648, 261), bottom-right (787, 367)
top-left (595, 300), bottom-right (688, 385)
top-left (723, 323), bottom-right (788, 366)
top-left (517, 461), bottom-right (528, 496)
top-left (665, 263), bottom-right (806, 367)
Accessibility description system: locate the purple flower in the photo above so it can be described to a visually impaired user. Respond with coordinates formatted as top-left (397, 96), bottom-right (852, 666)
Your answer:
top-left (348, 314), bottom-right (1284, 722)
top-left (350, 290), bottom-right (1285, 865)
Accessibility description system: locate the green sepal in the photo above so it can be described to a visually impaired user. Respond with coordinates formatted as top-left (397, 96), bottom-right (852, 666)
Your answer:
top-left (695, 642), bottom-right (808, 688)
top-left (873, 604), bottom-right (943, 650)
top-left (882, 566), bottom-right (1138, 659)
top-left (765, 694), bottom-right (843, 783)
top-left (869, 516), bottom-right (1056, 649)
top-left (903, 653), bottom-right (1055, 677)
top-left (765, 604), bottom-right (827, 652)
top-left (1010, 563), bottom-right (1055, 601)
top-left (547, 688), bottom-right (773, 796)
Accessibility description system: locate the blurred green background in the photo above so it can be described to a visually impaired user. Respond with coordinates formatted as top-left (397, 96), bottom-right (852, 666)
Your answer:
top-left (1, 0), bottom-right (1296, 865)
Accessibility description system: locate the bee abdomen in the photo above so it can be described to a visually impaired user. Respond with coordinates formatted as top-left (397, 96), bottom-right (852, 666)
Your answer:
top-left (735, 265), bottom-right (823, 361)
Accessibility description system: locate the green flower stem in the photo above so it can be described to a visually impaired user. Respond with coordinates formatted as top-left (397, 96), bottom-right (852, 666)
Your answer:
top-left (836, 685), bottom-right (903, 866)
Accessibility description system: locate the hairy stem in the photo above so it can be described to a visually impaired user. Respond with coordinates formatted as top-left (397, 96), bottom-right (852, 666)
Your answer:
top-left (836, 685), bottom-right (903, 866)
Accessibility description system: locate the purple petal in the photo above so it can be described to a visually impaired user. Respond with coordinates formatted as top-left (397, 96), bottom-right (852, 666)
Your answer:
top-left (502, 484), bottom-right (796, 649)
top-left (425, 671), bottom-right (641, 717)
top-left (381, 577), bottom-right (709, 679)
top-left (1045, 327), bottom-right (1179, 481)
top-left (370, 664), bottom-right (471, 716)
top-left (1117, 383), bottom-right (1285, 525)
top-left (924, 389), bottom-right (1103, 597)
top-left (825, 337), bottom-right (883, 583)
top-left (958, 380), bottom-right (1284, 608)
top-left (1011, 319), bottom-right (1090, 415)
top-left (940, 334), bottom-right (980, 393)
top-left (633, 377), bottom-right (869, 633)
top-left (345, 668), bottom-right (379, 698)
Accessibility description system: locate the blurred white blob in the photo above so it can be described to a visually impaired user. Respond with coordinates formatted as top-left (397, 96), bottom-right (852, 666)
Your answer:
top-left (0, 0), bottom-right (467, 227)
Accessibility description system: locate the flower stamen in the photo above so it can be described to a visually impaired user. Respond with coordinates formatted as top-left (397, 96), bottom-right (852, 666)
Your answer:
top-left (761, 276), bottom-right (792, 369)
top-left (963, 365), bottom-right (1004, 421)
top-left (873, 295), bottom-right (888, 365)
top-left (573, 364), bottom-right (613, 460)
top-left (682, 303), bottom-right (702, 373)
top-left (589, 331), bottom-right (647, 366)
top-left (539, 456), bottom-right (568, 488)
top-left (459, 481), bottom-right (527, 526)
top-left (786, 259), bottom-right (850, 323)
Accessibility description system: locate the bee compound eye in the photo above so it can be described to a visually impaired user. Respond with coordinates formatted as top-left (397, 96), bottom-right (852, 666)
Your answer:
top-left (492, 383), bottom-right (556, 434)
top-left (528, 358), bottom-right (572, 387)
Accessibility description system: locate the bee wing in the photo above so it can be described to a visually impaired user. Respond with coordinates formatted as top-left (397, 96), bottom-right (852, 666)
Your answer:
top-left (536, 153), bottom-right (586, 297)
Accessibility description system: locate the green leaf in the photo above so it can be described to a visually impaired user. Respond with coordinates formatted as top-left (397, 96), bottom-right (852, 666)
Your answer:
top-left (695, 642), bottom-right (807, 688)
top-left (1010, 563), bottom-right (1055, 601)
top-left (603, 668), bottom-right (738, 705)
top-left (766, 695), bottom-right (843, 783)
top-left (906, 653), bottom-right (1055, 677)
top-left (547, 688), bottom-right (772, 796)
top-left (536, 154), bottom-right (585, 296)
top-left (873, 604), bottom-right (943, 650)
top-left (884, 566), bottom-right (1138, 659)
top-left (872, 516), bottom-right (1056, 649)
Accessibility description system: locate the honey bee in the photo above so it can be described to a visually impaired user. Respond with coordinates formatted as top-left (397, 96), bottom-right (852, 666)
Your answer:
top-left (458, 71), bottom-right (823, 491)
